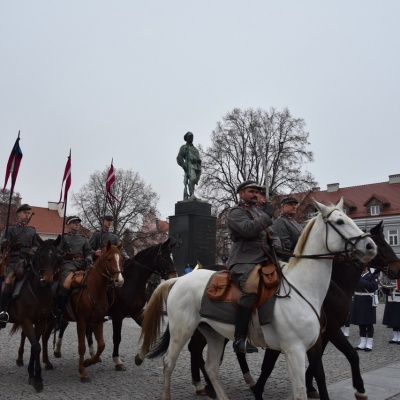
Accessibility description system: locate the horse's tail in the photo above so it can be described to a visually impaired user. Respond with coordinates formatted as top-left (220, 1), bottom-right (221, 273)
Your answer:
top-left (139, 277), bottom-right (178, 357)
top-left (147, 324), bottom-right (170, 359)
top-left (9, 323), bottom-right (21, 335)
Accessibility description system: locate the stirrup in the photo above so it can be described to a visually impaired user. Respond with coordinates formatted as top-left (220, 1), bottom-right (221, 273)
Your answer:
top-left (233, 338), bottom-right (258, 354)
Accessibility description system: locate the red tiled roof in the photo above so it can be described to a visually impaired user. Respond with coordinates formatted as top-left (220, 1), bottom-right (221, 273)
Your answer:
top-left (291, 181), bottom-right (400, 220)
top-left (30, 206), bottom-right (64, 235)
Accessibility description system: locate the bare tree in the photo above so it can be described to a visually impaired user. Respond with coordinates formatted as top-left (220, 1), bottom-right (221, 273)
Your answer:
top-left (0, 190), bottom-right (21, 231)
top-left (72, 168), bottom-right (160, 249)
top-left (198, 107), bottom-right (317, 212)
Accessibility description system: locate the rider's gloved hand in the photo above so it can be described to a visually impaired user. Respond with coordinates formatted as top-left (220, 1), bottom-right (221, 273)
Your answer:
top-left (262, 202), bottom-right (275, 218)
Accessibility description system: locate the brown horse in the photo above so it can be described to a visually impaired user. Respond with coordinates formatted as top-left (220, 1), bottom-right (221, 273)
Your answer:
top-left (6, 235), bottom-right (61, 392)
top-left (41, 241), bottom-right (123, 382)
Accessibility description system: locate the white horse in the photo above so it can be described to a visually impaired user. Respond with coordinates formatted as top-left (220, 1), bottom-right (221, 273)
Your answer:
top-left (138, 199), bottom-right (377, 400)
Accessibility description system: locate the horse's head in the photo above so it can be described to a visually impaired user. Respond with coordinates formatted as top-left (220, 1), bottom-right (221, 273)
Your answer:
top-left (133, 238), bottom-right (178, 280)
top-left (369, 221), bottom-right (400, 279)
top-left (98, 241), bottom-right (124, 287)
top-left (311, 198), bottom-right (377, 262)
top-left (34, 235), bottom-right (62, 286)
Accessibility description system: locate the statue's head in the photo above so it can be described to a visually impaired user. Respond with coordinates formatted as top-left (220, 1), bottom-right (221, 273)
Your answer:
top-left (184, 132), bottom-right (194, 142)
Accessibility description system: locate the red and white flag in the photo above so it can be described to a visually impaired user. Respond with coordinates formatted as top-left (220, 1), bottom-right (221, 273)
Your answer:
top-left (106, 160), bottom-right (120, 205)
top-left (58, 150), bottom-right (71, 208)
top-left (3, 132), bottom-right (23, 192)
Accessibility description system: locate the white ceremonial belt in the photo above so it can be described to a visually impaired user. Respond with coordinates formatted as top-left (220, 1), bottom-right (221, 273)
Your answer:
top-left (354, 292), bottom-right (373, 296)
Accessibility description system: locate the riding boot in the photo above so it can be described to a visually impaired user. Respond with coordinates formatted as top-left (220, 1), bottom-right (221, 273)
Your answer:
top-left (53, 292), bottom-right (69, 328)
top-left (0, 284), bottom-right (13, 328)
top-left (364, 337), bottom-right (373, 351)
top-left (232, 304), bottom-right (258, 354)
top-left (355, 337), bottom-right (367, 350)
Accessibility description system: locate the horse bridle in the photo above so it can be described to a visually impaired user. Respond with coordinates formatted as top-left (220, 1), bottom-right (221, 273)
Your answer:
top-left (153, 247), bottom-right (177, 280)
top-left (31, 242), bottom-right (58, 281)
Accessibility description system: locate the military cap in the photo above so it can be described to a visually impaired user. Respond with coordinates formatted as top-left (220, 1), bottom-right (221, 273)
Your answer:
top-left (184, 131), bottom-right (194, 141)
top-left (280, 197), bottom-right (299, 206)
top-left (66, 216), bottom-right (82, 225)
top-left (102, 214), bottom-right (114, 221)
top-left (16, 204), bottom-right (31, 213)
top-left (236, 180), bottom-right (263, 193)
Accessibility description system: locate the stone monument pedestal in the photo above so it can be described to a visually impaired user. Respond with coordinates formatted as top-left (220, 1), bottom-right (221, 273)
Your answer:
top-left (169, 200), bottom-right (216, 276)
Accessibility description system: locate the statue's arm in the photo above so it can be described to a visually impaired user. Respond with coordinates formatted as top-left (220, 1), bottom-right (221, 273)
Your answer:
top-left (176, 145), bottom-right (187, 171)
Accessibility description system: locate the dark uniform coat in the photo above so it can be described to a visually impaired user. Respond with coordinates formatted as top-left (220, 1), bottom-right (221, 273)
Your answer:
top-left (89, 230), bottom-right (128, 259)
top-left (58, 233), bottom-right (93, 283)
top-left (1, 223), bottom-right (39, 273)
top-left (350, 271), bottom-right (378, 325)
top-left (382, 287), bottom-right (400, 328)
top-left (273, 213), bottom-right (303, 253)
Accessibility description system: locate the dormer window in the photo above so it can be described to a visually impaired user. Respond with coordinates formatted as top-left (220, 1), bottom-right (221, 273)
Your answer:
top-left (370, 205), bottom-right (380, 215)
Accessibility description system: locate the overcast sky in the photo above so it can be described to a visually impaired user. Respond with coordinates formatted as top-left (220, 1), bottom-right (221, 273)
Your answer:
top-left (1, 1), bottom-right (399, 221)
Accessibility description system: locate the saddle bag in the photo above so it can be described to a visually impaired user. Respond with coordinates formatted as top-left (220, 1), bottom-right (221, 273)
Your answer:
top-left (260, 262), bottom-right (279, 289)
top-left (206, 270), bottom-right (231, 301)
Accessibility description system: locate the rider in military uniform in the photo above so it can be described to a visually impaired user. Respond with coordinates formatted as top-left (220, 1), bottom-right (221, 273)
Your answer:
top-left (227, 180), bottom-right (275, 354)
top-left (274, 197), bottom-right (303, 261)
top-left (54, 216), bottom-right (93, 324)
top-left (176, 132), bottom-right (202, 200)
top-left (89, 215), bottom-right (129, 262)
top-left (0, 204), bottom-right (38, 326)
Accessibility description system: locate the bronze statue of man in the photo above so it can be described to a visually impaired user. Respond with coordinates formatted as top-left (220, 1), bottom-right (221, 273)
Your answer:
top-left (176, 132), bottom-right (202, 200)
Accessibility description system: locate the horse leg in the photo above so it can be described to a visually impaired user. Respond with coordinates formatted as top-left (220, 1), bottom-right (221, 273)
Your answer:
top-left (188, 330), bottom-right (207, 395)
top-left (84, 322), bottom-right (105, 368)
top-left (86, 325), bottom-right (95, 358)
top-left (41, 318), bottom-right (55, 370)
top-left (236, 352), bottom-right (256, 388)
top-left (54, 319), bottom-right (69, 358)
top-left (200, 327), bottom-right (230, 400)
top-left (77, 322), bottom-right (90, 382)
top-left (23, 324), bottom-right (44, 392)
top-left (306, 340), bottom-right (330, 400)
top-left (284, 347), bottom-right (307, 400)
top-left (16, 331), bottom-right (26, 366)
top-left (111, 316), bottom-right (125, 371)
top-left (329, 328), bottom-right (367, 400)
top-left (251, 348), bottom-right (281, 400)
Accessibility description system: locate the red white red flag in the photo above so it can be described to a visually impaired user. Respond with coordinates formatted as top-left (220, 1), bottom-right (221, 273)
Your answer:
top-left (106, 161), bottom-right (120, 205)
top-left (3, 132), bottom-right (23, 192)
top-left (58, 150), bottom-right (71, 208)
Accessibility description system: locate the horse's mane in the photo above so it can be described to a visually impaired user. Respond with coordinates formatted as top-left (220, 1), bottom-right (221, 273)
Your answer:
top-left (134, 243), bottom-right (160, 260)
top-left (285, 215), bottom-right (317, 270)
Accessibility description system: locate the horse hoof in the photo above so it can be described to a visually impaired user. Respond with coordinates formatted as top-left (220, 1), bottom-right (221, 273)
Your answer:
top-left (34, 381), bottom-right (44, 392)
top-left (134, 355), bottom-right (143, 366)
top-left (307, 390), bottom-right (320, 399)
top-left (115, 364), bottom-right (126, 371)
top-left (16, 359), bottom-right (24, 367)
top-left (83, 359), bottom-right (92, 368)
top-left (45, 363), bottom-right (54, 370)
top-left (80, 376), bottom-right (91, 383)
top-left (54, 351), bottom-right (61, 358)
top-left (204, 385), bottom-right (217, 399)
top-left (355, 392), bottom-right (368, 400)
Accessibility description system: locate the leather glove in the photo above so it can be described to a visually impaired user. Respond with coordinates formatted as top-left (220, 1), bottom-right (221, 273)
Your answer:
top-left (262, 203), bottom-right (275, 218)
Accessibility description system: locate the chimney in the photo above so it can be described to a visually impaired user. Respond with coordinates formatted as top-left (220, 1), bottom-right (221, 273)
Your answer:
top-left (327, 183), bottom-right (339, 192)
top-left (389, 174), bottom-right (400, 184)
top-left (48, 201), bottom-right (65, 217)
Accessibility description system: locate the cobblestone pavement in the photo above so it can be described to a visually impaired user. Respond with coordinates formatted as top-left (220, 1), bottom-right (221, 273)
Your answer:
top-left (1, 303), bottom-right (400, 399)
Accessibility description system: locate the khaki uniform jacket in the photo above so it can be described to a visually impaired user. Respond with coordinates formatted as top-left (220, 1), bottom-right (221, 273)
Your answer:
top-left (274, 213), bottom-right (303, 252)
top-left (227, 204), bottom-right (273, 268)
top-left (89, 230), bottom-right (128, 258)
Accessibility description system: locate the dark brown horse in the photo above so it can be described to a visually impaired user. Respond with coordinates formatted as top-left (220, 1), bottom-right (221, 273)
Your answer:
top-left (41, 241), bottom-right (123, 382)
top-left (53, 239), bottom-right (177, 371)
top-left (6, 235), bottom-right (61, 392)
top-left (250, 221), bottom-right (400, 400)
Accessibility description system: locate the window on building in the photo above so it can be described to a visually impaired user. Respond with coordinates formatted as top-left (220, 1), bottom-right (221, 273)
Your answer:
top-left (388, 230), bottom-right (399, 246)
top-left (370, 205), bottom-right (380, 215)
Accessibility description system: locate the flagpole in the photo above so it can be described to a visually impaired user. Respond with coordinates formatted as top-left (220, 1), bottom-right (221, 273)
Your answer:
top-left (1, 131), bottom-right (22, 282)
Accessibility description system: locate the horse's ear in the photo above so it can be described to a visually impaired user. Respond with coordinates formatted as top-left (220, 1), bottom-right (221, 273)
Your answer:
top-left (165, 237), bottom-right (177, 249)
top-left (106, 240), bottom-right (112, 251)
top-left (336, 197), bottom-right (344, 210)
top-left (370, 220), bottom-right (383, 236)
top-left (54, 234), bottom-right (62, 247)
top-left (312, 198), bottom-right (328, 215)
top-left (36, 234), bottom-right (44, 246)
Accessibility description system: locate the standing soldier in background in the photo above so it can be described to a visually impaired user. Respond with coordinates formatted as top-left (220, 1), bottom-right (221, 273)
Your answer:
top-left (89, 215), bottom-right (130, 262)
top-left (176, 132), bottom-right (202, 200)
top-left (54, 216), bottom-right (93, 326)
top-left (0, 204), bottom-right (38, 327)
